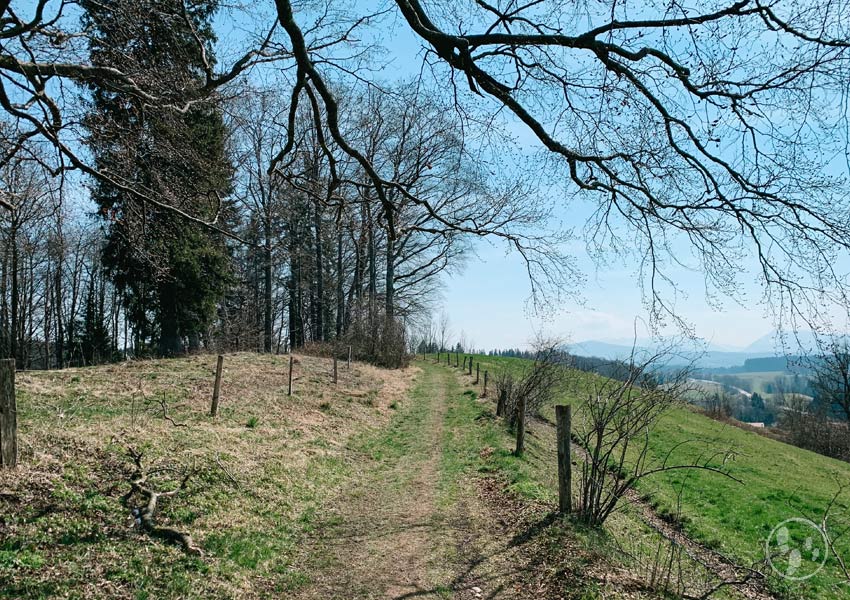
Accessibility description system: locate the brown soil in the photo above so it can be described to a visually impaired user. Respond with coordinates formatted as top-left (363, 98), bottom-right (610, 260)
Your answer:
top-left (292, 366), bottom-right (652, 599)
top-left (293, 366), bottom-right (449, 598)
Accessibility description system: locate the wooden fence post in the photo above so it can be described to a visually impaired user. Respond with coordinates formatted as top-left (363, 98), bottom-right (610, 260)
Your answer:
top-left (462, 356), bottom-right (467, 371)
top-left (475, 363), bottom-right (480, 384)
top-left (437, 351), bottom-right (440, 363)
top-left (483, 370), bottom-right (488, 397)
top-left (515, 393), bottom-right (527, 456)
top-left (0, 359), bottom-right (16, 468)
top-left (348, 345), bottom-right (352, 369)
top-left (210, 354), bottom-right (224, 417)
top-left (288, 355), bottom-right (294, 396)
top-left (455, 352), bottom-right (459, 367)
top-left (468, 356), bottom-right (473, 376)
top-left (333, 355), bottom-right (338, 384)
top-left (556, 405), bottom-right (572, 514)
top-left (497, 388), bottom-right (506, 417)
top-left (447, 353), bottom-right (450, 366)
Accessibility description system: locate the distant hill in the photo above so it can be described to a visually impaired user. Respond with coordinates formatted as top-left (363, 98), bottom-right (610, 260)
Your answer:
top-left (570, 338), bottom-right (809, 370)
top-left (744, 330), bottom-right (822, 354)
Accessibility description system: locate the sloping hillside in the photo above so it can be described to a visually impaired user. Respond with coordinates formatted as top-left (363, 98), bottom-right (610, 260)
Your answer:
top-left (466, 353), bottom-right (850, 599)
top-left (0, 353), bottom-right (413, 598)
top-left (6, 352), bottom-right (848, 599)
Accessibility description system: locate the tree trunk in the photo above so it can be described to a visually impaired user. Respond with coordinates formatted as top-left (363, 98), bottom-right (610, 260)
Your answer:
top-left (367, 212), bottom-right (377, 356)
top-left (54, 272), bottom-right (64, 367)
top-left (263, 215), bottom-right (273, 353)
top-left (53, 217), bottom-right (65, 367)
top-left (367, 210), bottom-right (376, 309)
top-left (25, 254), bottom-right (34, 369)
top-left (385, 232), bottom-right (394, 319)
top-left (9, 216), bottom-right (18, 363)
top-left (44, 268), bottom-right (51, 370)
top-left (336, 228), bottom-right (344, 338)
top-left (0, 238), bottom-right (8, 359)
top-left (314, 198), bottom-right (324, 342)
top-left (158, 283), bottom-right (182, 356)
top-left (288, 242), bottom-right (303, 349)
top-left (68, 249), bottom-right (82, 364)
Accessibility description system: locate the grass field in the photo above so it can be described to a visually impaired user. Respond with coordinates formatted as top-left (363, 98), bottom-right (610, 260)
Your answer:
top-left (1, 352), bottom-right (695, 599)
top-left (1, 351), bottom-right (747, 599)
top-left (450, 353), bottom-right (850, 599)
top-left (4, 349), bottom-right (848, 598)
top-left (697, 371), bottom-right (812, 402)
top-left (0, 353), bottom-right (412, 598)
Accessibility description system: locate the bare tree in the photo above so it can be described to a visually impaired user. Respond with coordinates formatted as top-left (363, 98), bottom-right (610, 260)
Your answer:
top-left (780, 393), bottom-right (850, 461)
top-left (504, 337), bottom-right (568, 456)
top-left (573, 345), bottom-right (740, 527)
top-left (227, 86), bottom-right (290, 352)
top-left (269, 0), bottom-right (850, 327)
top-left (437, 310), bottom-right (451, 352)
top-left (498, 338), bottom-right (567, 423)
top-left (811, 338), bottom-right (850, 423)
top-left (4, 1), bottom-right (850, 342)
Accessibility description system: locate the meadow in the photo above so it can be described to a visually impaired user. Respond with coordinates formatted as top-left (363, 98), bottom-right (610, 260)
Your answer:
top-left (460, 353), bottom-right (850, 599)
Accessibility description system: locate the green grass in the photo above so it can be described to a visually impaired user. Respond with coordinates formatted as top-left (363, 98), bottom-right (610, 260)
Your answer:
top-left (420, 359), bottom-right (727, 598)
top-left (0, 352), bottom-right (402, 599)
top-left (448, 353), bottom-right (850, 599)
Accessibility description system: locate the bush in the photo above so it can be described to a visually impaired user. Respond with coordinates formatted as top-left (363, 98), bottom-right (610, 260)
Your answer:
top-left (342, 310), bottom-right (410, 369)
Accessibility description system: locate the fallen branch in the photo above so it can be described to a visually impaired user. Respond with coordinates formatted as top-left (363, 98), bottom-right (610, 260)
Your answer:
top-left (136, 380), bottom-right (188, 428)
top-left (157, 396), bottom-right (188, 428)
top-left (122, 446), bottom-right (202, 555)
top-left (215, 453), bottom-right (242, 489)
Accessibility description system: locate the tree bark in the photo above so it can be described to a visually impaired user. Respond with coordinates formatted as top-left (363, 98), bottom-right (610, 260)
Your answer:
top-left (263, 216), bottom-right (273, 353)
top-left (313, 197), bottom-right (324, 342)
top-left (158, 283), bottom-right (182, 356)
top-left (385, 232), bottom-right (394, 319)
top-left (0, 358), bottom-right (16, 468)
top-left (9, 214), bottom-right (18, 362)
top-left (336, 227), bottom-right (344, 338)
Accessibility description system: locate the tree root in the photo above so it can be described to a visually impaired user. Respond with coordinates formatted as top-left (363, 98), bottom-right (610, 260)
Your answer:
top-left (122, 446), bottom-right (203, 556)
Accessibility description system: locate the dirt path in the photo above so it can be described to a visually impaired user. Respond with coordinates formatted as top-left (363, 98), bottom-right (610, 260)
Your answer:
top-left (294, 365), bottom-right (546, 599)
top-left (293, 362), bottom-right (779, 600)
top-left (294, 365), bottom-right (450, 598)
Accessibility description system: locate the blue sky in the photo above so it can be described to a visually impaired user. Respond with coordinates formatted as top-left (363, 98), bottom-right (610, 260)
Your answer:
top-left (211, 2), bottom-right (842, 352)
top-left (339, 4), bottom-right (780, 350)
top-left (440, 236), bottom-right (775, 351)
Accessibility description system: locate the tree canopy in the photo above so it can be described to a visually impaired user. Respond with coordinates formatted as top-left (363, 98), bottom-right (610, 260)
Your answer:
top-left (2, 0), bottom-right (850, 339)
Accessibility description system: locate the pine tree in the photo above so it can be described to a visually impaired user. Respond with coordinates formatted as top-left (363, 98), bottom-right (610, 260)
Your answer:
top-left (83, 0), bottom-right (232, 356)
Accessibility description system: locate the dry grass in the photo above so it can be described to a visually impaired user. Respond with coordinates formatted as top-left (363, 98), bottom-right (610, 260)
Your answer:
top-left (0, 352), bottom-right (415, 599)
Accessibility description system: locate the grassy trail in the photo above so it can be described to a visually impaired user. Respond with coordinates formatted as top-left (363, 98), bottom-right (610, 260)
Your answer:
top-left (294, 363), bottom-right (538, 599)
top-left (295, 362), bottom-right (449, 597)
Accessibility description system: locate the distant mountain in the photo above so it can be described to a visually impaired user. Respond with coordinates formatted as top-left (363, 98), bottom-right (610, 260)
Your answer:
top-left (743, 332), bottom-right (780, 354)
top-left (744, 330), bottom-right (834, 354)
top-left (570, 340), bottom-right (646, 360)
top-left (570, 329), bottom-right (847, 370)
top-left (590, 337), bottom-right (740, 353)
top-left (570, 338), bottom-right (789, 369)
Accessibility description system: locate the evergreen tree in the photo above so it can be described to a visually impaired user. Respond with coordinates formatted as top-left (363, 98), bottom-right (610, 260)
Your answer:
top-left (83, 0), bottom-right (232, 356)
